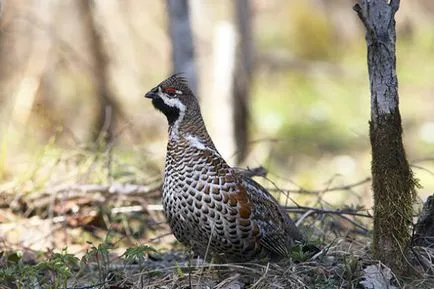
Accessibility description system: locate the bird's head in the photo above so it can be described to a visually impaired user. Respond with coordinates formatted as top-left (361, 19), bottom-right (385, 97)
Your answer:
top-left (145, 74), bottom-right (198, 126)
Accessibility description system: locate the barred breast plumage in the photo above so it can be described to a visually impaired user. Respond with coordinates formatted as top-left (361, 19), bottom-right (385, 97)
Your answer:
top-left (145, 74), bottom-right (306, 262)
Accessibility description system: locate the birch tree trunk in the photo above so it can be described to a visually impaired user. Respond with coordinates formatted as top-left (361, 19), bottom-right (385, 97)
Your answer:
top-left (354, 0), bottom-right (417, 274)
top-left (166, 0), bottom-right (197, 95)
top-left (209, 22), bottom-right (237, 163)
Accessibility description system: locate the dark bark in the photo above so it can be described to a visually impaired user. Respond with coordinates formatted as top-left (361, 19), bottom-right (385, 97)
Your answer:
top-left (78, 0), bottom-right (115, 143)
top-left (166, 0), bottom-right (197, 95)
top-left (232, 0), bottom-right (253, 163)
top-left (413, 194), bottom-right (434, 247)
top-left (354, 0), bottom-right (416, 274)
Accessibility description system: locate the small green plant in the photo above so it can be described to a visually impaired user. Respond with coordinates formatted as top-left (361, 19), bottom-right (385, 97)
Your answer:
top-left (341, 256), bottom-right (361, 286)
top-left (82, 240), bottom-right (114, 283)
top-left (174, 262), bottom-right (184, 278)
top-left (290, 243), bottom-right (315, 262)
top-left (122, 244), bottom-right (157, 263)
top-left (36, 248), bottom-right (80, 288)
top-left (0, 249), bottom-right (80, 289)
top-left (0, 251), bottom-right (37, 289)
top-left (122, 244), bottom-right (157, 287)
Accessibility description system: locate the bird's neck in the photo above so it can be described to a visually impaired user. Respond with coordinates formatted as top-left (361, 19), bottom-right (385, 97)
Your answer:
top-left (167, 111), bottom-right (219, 154)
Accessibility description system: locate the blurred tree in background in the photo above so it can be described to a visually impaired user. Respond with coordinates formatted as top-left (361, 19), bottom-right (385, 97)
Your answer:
top-left (232, 0), bottom-right (253, 163)
top-left (79, 0), bottom-right (116, 143)
top-left (1, 2), bottom-right (434, 285)
top-left (166, 0), bottom-right (197, 94)
top-left (0, 0), bottom-right (433, 206)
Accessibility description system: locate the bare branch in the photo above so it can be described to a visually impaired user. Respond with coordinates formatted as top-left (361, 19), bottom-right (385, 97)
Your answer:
top-left (22, 183), bottom-right (161, 210)
top-left (284, 205), bottom-right (372, 219)
top-left (268, 177), bottom-right (371, 196)
top-left (410, 165), bottom-right (434, 176)
top-left (43, 183), bottom-right (160, 196)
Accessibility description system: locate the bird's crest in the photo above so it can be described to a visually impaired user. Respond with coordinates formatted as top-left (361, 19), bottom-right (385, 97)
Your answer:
top-left (159, 73), bottom-right (192, 95)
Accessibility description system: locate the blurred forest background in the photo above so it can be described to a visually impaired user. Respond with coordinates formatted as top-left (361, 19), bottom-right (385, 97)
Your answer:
top-left (0, 0), bottom-right (434, 253)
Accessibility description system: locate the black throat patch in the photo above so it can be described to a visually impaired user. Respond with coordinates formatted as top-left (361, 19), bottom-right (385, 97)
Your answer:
top-left (151, 97), bottom-right (180, 126)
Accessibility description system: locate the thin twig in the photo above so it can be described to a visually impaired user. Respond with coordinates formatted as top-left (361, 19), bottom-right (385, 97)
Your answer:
top-left (411, 157), bottom-right (434, 164)
top-left (63, 281), bottom-right (107, 289)
top-left (411, 164), bottom-right (434, 176)
top-left (250, 262), bottom-right (270, 288)
top-left (337, 213), bottom-right (369, 234)
top-left (26, 183), bottom-right (161, 209)
top-left (284, 205), bottom-right (372, 218)
top-left (268, 177), bottom-right (371, 196)
top-left (198, 223), bottom-right (216, 286)
top-left (148, 232), bottom-right (173, 243)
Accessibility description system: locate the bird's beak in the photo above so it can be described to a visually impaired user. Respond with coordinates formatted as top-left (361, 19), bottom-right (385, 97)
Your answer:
top-left (145, 91), bottom-right (156, 99)
top-left (145, 86), bottom-right (159, 99)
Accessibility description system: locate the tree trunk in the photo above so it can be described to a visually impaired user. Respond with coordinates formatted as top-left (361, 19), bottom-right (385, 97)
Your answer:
top-left (232, 0), bottom-right (253, 164)
top-left (413, 194), bottom-right (434, 247)
top-left (78, 0), bottom-right (115, 144)
top-left (166, 0), bottom-right (197, 95)
top-left (0, 0), bottom-right (54, 179)
top-left (209, 22), bottom-right (237, 163)
top-left (354, 0), bottom-right (417, 274)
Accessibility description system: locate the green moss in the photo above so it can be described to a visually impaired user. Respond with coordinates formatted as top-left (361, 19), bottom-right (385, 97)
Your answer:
top-left (370, 111), bottom-right (418, 274)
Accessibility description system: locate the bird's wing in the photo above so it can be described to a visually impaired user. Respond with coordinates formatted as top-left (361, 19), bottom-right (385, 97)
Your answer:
top-left (199, 149), bottom-right (304, 258)
top-left (238, 175), bottom-right (305, 257)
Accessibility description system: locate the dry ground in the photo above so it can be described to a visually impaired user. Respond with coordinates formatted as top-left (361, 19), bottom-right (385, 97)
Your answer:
top-left (0, 148), bottom-right (433, 288)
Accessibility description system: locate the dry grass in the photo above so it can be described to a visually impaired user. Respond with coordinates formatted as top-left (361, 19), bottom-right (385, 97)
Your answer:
top-left (0, 146), bottom-right (434, 288)
top-left (2, 237), bottom-right (433, 288)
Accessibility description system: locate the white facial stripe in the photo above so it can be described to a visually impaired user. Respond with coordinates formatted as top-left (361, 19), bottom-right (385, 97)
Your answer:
top-left (156, 86), bottom-right (187, 141)
top-left (170, 109), bottom-right (185, 140)
top-left (158, 94), bottom-right (185, 141)
top-left (161, 96), bottom-right (186, 110)
top-left (157, 87), bottom-right (186, 111)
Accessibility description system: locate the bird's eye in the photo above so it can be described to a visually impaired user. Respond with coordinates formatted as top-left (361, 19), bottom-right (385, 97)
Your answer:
top-left (164, 87), bottom-right (177, 97)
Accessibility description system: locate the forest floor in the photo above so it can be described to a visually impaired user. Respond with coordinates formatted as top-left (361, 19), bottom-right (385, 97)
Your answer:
top-left (0, 147), bottom-right (434, 289)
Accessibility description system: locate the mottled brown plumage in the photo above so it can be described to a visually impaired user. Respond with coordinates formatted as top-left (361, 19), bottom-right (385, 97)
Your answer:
top-left (145, 74), bottom-right (305, 262)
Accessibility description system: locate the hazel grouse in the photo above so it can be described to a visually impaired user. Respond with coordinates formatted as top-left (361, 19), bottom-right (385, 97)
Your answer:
top-left (145, 74), bottom-right (306, 262)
